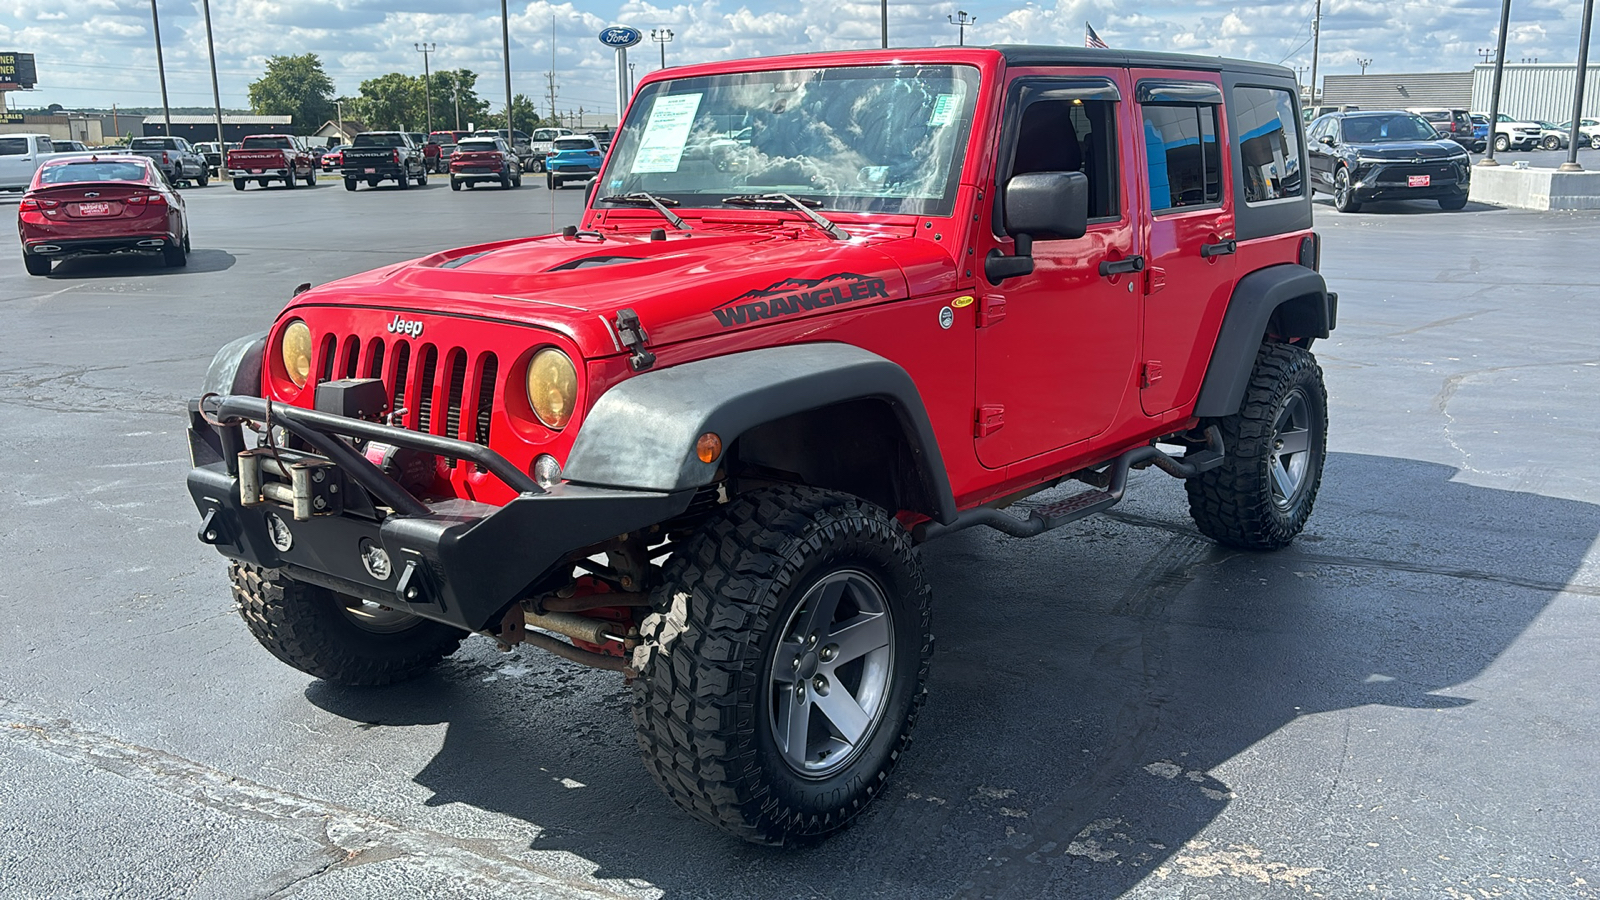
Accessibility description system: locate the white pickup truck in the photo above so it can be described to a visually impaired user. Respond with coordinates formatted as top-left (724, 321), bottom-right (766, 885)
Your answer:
top-left (0, 133), bottom-right (61, 191)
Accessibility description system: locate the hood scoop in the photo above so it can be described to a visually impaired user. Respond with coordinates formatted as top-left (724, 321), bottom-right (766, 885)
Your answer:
top-left (548, 255), bottom-right (648, 272)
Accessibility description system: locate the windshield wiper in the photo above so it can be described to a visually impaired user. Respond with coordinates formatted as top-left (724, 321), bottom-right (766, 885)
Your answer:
top-left (600, 192), bottom-right (690, 231)
top-left (720, 193), bottom-right (849, 240)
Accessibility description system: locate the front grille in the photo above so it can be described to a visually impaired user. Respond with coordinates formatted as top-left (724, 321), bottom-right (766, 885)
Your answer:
top-left (1373, 164), bottom-right (1458, 185)
top-left (310, 332), bottom-right (498, 457)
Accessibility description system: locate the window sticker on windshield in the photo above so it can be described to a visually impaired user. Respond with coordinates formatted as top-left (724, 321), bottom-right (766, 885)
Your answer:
top-left (929, 93), bottom-right (961, 127)
top-left (633, 93), bottom-right (703, 173)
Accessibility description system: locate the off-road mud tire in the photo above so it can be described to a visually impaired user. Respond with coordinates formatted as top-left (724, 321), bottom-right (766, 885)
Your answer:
top-left (630, 486), bottom-right (933, 845)
top-left (230, 561), bottom-right (464, 686)
top-left (1186, 342), bottom-right (1327, 550)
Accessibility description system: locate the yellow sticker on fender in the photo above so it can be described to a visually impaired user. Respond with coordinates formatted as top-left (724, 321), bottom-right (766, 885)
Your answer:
top-left (951, 295), bottom-right (975, 309)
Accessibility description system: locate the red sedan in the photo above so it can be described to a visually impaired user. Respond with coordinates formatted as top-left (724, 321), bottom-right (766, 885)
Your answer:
top-left (17, 155), bottom-right (190, 276)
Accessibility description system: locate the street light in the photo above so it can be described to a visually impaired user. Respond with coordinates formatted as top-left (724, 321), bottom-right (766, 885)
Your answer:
top-left (948, 10), bottom-right (975, 46)
top-left (149, 0), bottom-right (172, 136)
top-left (651, 28), bottom-right (674, 69)
top-left (414, 42), bottom-right (436, 136)
top-left (1357, 57), bottom-right (1372, 75)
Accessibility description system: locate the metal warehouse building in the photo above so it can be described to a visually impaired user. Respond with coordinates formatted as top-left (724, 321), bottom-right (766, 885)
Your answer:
top-left (1471, 63), bottom-right (1600, 122)
top-left (143, 114), bottom-right (293, 143)
top-left (1322, 64), bottom-right (1597, 122)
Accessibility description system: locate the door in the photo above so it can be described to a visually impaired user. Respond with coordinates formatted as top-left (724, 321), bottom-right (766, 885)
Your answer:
top-left (974, 71), bottom-right (1142, 469)
top-left (1133, 74), bottom-right (1236, 416)
top-left (1305, 117), bottom-right (1336, 192)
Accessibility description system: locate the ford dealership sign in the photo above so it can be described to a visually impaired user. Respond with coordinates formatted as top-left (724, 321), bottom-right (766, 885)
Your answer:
top-left (598, 26), bottom-right (643, 48)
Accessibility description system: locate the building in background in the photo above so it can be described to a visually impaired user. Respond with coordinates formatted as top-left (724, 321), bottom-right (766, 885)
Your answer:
top-left (0, 112), bottom-right (140, 144)
top-left (1320, 72), bottom-right (1473, 110)
top-left (1471, 63), bottom-right (1600, 121)
top-left (144, 114), bottom-right (292, 143)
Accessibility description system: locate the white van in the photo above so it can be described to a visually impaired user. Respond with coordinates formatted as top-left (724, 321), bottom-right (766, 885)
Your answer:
top-left (0, 133), bottom-right (59, 191)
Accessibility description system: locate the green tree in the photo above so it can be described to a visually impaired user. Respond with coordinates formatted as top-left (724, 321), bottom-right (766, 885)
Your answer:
top-left (429, 69), bottom-right (493, 132)
top-left (247, 54), bottom-right (336, 134)
top-left (502, 93), bottom-right (544, 134)
top-left (354, 72), bottom-right (423, 131)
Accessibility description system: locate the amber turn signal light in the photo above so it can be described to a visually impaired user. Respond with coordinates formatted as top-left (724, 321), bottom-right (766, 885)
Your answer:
top-left (696, 432), bottom-right (722, 464)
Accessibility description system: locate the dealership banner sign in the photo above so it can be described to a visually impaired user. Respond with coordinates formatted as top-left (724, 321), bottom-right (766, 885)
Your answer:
top-left (0, 52), bottom-right (38, 90)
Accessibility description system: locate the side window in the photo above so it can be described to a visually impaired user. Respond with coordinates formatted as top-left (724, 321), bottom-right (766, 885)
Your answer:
top-left (1140, 104), bottom-right (1220, 212)
top-left (1232, 86), bottom-right (1303, 203)
top-left (1008, 98), bottom-right (1119, 221)
top-left (37, 137), bottom-right (54, 154)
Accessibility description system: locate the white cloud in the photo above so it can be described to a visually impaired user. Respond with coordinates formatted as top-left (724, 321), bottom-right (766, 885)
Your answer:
top-left (1, 0), bottom-right (1590, 112)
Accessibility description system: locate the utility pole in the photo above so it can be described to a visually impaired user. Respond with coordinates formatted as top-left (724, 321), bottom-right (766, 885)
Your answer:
top-left (1357, 57), bottom-right (1372, 75)
top-left (149, 0), bottom-right (172, 135)
top-left (1481, 0), bottom-right (1513, 166)
top-left (501, 0), bottom-right (514, 136)
top-left (415, 43), bottom-right (436, 136)
top-left (201, 0), bottom-right (225, 148)
top-left (948, 11), bottom-right (975, 46)
top-left (545, 72), bottom-right (560, 122)
top-left (450, 75), bottom-right (461, 131)
top-left (1308, 0), bottom-right (1322, 107)
top-left (652, 28), bottom-right (674, 69)
top-left (335, 99), bottom-right (343, 137)
top-left (1560, 0), bottom-right (1594, 172)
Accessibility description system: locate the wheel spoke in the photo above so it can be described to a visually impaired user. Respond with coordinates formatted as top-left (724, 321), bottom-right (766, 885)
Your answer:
top-left (1270, 456), bottom-right (1297, 498)
top-left (793, 577), bottom-right (848, 642)
top-left (814, 686), bottom-right (872, 746)
top-left (1277, 427), bottom-right (1311, 455)
top-left (824, 612), bottom-right (890, 668)
top-left (775, 689), bottom-right (812, 767)
top-left (771, 640), bottom-right (802, 684)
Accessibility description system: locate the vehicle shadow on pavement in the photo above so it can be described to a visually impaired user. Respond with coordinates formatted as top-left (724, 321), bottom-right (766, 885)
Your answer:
top-left (1314, 197), bottom-right (1504, 215)
top-left (305, 451), bottom-right (1598, 899)
top-left (42, 249), bottom-right (236, 278)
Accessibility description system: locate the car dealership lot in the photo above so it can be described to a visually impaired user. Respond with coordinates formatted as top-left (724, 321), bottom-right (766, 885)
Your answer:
top-left (1, 182), bottom-right (1597, 898)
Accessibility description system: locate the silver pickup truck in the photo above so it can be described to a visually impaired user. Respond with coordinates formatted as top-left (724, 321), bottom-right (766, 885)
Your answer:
top-left (0, 133), bottom-right (61, 191)
top-left (127, 136), bottom-right (210, 187)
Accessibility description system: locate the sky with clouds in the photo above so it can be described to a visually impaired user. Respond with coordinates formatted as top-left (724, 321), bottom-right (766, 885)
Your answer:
top-left (0, 0), bottom-right (1593, 117)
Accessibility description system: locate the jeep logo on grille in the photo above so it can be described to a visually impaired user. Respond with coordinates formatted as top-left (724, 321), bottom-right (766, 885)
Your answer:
top-left (385, 315), bottom-right (424, 338)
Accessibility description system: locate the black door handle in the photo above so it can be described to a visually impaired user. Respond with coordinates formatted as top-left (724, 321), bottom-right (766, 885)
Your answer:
top-left (1098, 255), bottom-right (1146, 277)
top-left (1200, 240), bottom-right (1237, 258)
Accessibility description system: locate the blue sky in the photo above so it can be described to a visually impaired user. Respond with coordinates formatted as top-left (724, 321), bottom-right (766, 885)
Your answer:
top-left (1, 0), bottom-right (1592, 116)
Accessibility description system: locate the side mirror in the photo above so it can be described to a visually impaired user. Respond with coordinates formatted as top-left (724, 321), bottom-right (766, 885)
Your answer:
top-left (1318, 135), bottom-right (1335, 146)
top-left (985, 171), bottom-right (1089, 284)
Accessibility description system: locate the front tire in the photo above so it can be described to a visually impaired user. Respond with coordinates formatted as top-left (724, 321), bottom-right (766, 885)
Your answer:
top-left (231, 562), bottom-right (464, 686)
top-left (1438, 193), bottom-right (1469, 211)
top-left (305, 168), bottom-right (316, 187)
top-left (1332, 166), bottom-right (1361, 213)
top-left (1494, 134), bottom-right (1510, 153)
top-left (1186, 343), bottom-right (1328, 550)
top-left (631, 486), bottom-right (933, 845)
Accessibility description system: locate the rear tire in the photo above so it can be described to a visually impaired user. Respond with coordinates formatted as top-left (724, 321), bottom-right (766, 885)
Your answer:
top-left (501, 171), bottom-right (512, 189)
top-left (23, 252), bottom-right (50, 276)
top-left (631, 486), bottom-right (933, 845)
top-left (344, 178), bottom-right (358, 191)
top-left (285, 172), bottom-right (298, 189)
top-left (196, 170), bottom-right (209, 187)
top-left (1438, 193), bottom-right (1468, 211)
top-left (231, 562), bottom-right (464, 686)
top-left (450, 178), bottom-right (461, 191)
top-left (163, 237), bottom-right (187, 268)
top-left (1186, 343), bottom-right (1327, 550)
top-left (233, 178), bottom-right (246, 191)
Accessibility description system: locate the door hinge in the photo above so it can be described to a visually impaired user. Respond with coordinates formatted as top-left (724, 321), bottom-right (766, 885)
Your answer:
top-left (1141, 361), bottom-right (1163, 388)
top-left (975, 404), bottom-right (1005, 437)
top-left (1145, 266), bottom-right (1167, 295)
top-left (978, 295), bottom-right (1007, 327)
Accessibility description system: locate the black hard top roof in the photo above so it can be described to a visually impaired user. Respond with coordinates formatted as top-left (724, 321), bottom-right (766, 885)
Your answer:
top-left (992, 45), bottom-right (1294, 81)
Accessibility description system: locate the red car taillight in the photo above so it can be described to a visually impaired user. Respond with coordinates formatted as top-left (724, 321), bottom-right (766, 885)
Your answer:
top-left (126, 193), bottom-right (168, 207)
top-left (18, 198), bottom-right (59, 212)
top-left (392, 149), bottom-right (401, 164)
top-left (162, 151), bottom-right (171, 164)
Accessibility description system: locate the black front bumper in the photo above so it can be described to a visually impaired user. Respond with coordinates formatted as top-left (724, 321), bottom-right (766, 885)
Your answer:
top-left (26, 235), bottom-right (175, 256)
top-left (187, 395), bottom-right (692, 633)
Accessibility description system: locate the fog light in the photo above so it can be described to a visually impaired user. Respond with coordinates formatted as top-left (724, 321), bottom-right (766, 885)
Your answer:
top-left (532, 454), bottom-right (563, 489)
top-left (360, 538), bottom-right (392, 580)
top-left (265, 512), bottom-right (293, 552)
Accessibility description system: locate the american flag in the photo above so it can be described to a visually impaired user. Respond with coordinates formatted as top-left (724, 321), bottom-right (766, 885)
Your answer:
top-left (1085, 22), bottom-right (1108, 49)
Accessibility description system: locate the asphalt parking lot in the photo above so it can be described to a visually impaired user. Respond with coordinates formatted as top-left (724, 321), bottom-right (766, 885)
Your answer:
top-left (1, 172), bottom-right (1597, 899)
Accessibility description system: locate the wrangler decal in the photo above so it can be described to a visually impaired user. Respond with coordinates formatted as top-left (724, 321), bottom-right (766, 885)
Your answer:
top-left (712, 273), bottom-right (891, 328)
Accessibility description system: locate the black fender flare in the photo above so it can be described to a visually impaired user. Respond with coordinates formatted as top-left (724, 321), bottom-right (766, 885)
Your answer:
top-left (563, 343), bottom-right (959, 524)
top-left (1193, 264), bottom-right (1335, 418)
top-left (201, 331), bottom-right (266, 397)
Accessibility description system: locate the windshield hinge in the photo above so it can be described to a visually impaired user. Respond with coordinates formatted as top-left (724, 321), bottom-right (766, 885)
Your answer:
top-left (614, 308), bottom-right (656, 372)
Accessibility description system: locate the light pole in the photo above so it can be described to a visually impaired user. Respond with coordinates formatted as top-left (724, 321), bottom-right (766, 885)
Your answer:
top-left (881, 0), bottom-right (888, 48)
top-left (1308, 0), bottom-right (1322, 107)
top-left (201, 0), bottom-right (225, 148)
top-left (450, 74), bottom-right (461, 131)
top-left (652, 28), bottom-right (673, 69)
top-left (501, 0), bottom-right (514, 136)
top-left (335, 99), bottom-right (343, 137)
top-left (948, 10), bottom-right (975, 46)
top-left (1477, 47), bottom-right (1497, 63)
top-left (1357, 57), bottom-right (1372, 75)
top-left (414, 42), bottom-right (436, 136)
top-left (149, 0), bottom-right (172, 135)
top-left (1480, 0), bottom-right (1513, 166)
top-left (1559, 0), bottom-right (1594, 172)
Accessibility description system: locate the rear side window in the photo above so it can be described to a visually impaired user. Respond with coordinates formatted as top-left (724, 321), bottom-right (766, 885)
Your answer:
top-left (0, 137), bottom-right (28, 156)
top-left (1141, 104), bottom-right (1220, 212)
top-left (1232, 86), bottom-right (1303, 203)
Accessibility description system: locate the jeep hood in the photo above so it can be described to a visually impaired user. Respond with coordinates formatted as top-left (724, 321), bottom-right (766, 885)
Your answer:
top-left (286, 225), bottom-right (953, 356)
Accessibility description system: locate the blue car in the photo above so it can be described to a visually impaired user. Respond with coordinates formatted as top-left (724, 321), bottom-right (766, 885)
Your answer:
top-left (1471, 114), bottom-right (1490, 148)
top-left (545, 136), bottom-right (603, 189)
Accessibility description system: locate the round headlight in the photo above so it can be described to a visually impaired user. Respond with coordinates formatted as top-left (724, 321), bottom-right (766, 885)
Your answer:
top-left (526, 348), bottom-right (577, 429)
top-left (281, 319), bottom-right (312, 388)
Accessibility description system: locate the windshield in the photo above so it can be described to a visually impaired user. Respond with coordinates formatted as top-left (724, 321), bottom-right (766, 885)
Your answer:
top-left (39, 160), bottom-right (152, 185)
top-left (599, 63), bottom-right (980, 216)
top-left (241, 137), bottom-right (294, 149)
top-left (1340, 114), bottom-right (1439, 143)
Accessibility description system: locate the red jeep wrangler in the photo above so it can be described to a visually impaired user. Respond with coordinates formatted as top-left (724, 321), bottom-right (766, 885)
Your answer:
top-left (187, 46), bottom-right (1334, 845)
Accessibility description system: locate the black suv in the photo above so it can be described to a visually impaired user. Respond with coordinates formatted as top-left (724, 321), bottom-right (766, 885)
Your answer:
top-left (1308, 110), bottom-right (1471, 212)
